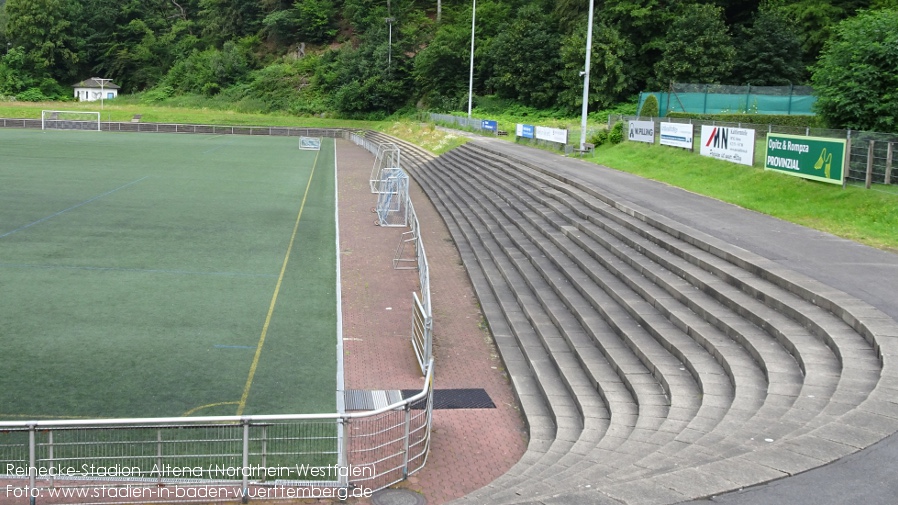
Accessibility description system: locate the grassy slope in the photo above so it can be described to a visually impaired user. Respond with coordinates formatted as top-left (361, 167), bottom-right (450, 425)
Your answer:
top-left (4, 101), bottom-right (893, 253)
top-left (593, 141), bottom-right (898, 252)
top-left (0, 100), bottom-right (378, 128)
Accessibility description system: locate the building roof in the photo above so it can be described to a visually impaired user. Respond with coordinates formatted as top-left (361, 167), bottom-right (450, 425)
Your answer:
top-left (72, 78), bottom-right (121, 89)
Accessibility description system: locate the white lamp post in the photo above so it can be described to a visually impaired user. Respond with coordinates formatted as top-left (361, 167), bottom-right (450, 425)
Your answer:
top-left (579, 0), bottom-right (595, 150)
top-left (467, 0), bottom-right (476, 119)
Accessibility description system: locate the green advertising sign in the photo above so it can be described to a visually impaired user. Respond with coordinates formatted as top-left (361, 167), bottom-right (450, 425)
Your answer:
top-left (764, 133), bottom-right (847, 185)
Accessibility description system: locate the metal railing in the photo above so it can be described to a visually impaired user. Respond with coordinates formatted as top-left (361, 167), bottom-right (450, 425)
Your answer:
top-left (0, 117), bottom-right (343, 138)
top-left (429, 113), bottom-right (485, 131)
top-left (0, 359), bottom-right (433, 502)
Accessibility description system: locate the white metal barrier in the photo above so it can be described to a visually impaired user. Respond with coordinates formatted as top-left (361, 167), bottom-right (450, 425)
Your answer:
top-left (0, 360), bottom-right (433, 503)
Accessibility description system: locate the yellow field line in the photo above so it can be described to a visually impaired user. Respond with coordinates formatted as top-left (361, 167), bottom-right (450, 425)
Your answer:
top-left (236, 149), bottom-right (321, 416)
top-left (182, 401), bottom-right (240, 417)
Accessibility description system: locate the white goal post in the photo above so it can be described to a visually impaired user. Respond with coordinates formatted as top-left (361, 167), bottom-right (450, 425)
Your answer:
top-left (41, 110), bottom-right (101, 131)
top-left (299, 136), bottom-right (322, 150)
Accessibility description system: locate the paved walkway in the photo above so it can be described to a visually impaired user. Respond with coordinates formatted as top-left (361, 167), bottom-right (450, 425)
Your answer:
top-left (337, 139), bottom-right (527, 504)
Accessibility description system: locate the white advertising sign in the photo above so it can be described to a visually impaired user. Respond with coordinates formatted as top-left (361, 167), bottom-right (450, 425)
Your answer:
top-left (628, 120), bottom-right (655, 143)
top-left (535, 126), bottom-right (568, 144)
top-left (700, 125), bottom-right (756, 166)
top-left (660, 122), bottom-right (694, 149)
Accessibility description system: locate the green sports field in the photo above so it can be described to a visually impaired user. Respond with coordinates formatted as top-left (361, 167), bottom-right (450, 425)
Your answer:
top-left (0, 129), bottom-right (337, 420)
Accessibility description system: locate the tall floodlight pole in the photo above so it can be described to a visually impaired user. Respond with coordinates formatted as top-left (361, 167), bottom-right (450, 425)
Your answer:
top-left (467, 0), bottom-right (476, 119)
top-left (579, 0), bottom-right (595, 150)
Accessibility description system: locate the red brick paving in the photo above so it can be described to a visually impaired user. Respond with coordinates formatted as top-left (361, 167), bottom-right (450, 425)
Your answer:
top-left (337, 139), bottom-right (527, 504)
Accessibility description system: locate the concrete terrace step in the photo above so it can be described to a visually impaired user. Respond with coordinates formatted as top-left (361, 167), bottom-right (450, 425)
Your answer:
top-left (457, 141), bottom-right (897, 504)
top-left (419, 157), bottom-right (687, 496)
top-left (458, 147), bottom-right (878, 468)
top-left (412, 156), bottom-right (611, 486)
top-left (463, 144), bottom-right (883, 449)
top-left (443, 147), bottom-right (850, 494)
top-left (416, 155), bottom-right (732, 498)
top-left (429, 151), bottom-right (763, 502)
top-left (355, 132), bottom-right (898, 505)
top-left (409, 153), bottom-right (597, 486)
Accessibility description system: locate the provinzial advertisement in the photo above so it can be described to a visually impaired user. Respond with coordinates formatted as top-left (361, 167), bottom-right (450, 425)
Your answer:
top-left (628, 120), bottom-right (655, 144)
top-left (659, 122), bottom-right (694, 149)
top-left (699, 125), bottom-right (756, 166)
top-left (764, 133), bottom-right (846, 185)
top-left (516, 124), bottom-right (535, 139)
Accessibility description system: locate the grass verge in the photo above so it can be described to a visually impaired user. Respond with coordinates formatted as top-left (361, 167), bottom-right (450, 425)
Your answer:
top-left (593, 141), bottom-right (898, 253)
top-left (0, 100), bottom-right (378, 129)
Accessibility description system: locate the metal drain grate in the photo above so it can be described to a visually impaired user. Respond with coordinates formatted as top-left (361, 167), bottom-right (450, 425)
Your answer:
top-left (402, 388), bottom-right (496, 409)
top-left (345, 389), bottom-right (496, 410)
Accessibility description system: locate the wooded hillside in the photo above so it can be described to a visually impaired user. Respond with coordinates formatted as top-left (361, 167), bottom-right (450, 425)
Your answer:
top-left (0, 0), bottom-right (895, 126)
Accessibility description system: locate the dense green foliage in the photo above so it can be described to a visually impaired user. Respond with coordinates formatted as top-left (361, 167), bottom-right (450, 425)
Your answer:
top-left (0, 0), bottom-right (894, 129)
top-left (811, 9), bottom-right (898, 131)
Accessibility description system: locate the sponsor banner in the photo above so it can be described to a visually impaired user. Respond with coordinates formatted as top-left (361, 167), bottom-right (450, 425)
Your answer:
top-left (535, 126), bottom-right (568, 144)
top-left (628, 120), bottom-right (655, 144)
top-left (481, 119), bottom-right (498, 133)
top-left (660, 122), bottom-right (694, 149)
top-left (699, 125), bottom-right (756, 166)
top-left (764, 133), bottom-right (846, 185)
top-left (516, 124), bottom-right (535, 139)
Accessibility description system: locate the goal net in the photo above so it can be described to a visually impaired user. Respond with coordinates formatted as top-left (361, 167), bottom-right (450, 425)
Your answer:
top-left (42, 110), bottom-right (101, 131)
top-left (375, 168), bottom-right (410, 227)
top-left (369, 143), bottom-right (402, 193)
top-left (299, 136), bottom-right (322, 150)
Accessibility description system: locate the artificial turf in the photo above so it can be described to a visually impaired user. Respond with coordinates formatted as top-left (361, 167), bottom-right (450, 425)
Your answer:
top-left (0, 129), bottom-right (337, 420)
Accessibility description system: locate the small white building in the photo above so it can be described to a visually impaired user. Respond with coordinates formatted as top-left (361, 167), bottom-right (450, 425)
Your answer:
top-left (72, 78), bottom-right (120, 102)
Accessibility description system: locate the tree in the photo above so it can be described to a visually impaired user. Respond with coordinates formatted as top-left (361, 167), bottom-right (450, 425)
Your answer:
top-left (199, 0), bottom-right (263, 46)
top-left (773, 0), bottom-right (881, 66)
top-left (413, 21), bottom-right (471, 106)
top-left (5, 0), bottom-right (84, 83)
top-left (485, 4), bottom-right (563, 108)
top-left (654, 3), bottom-right (735, 87)
top-left (558, 21), bottom-right (634, 112)
top-left (263, 0), bottom-right (337, 45)
top-left (598, 0), bottom-right (676, 93)
top-left (811, 9), bottom-right (898, 131)
top-left (732, 9), bottom-right (806, 85)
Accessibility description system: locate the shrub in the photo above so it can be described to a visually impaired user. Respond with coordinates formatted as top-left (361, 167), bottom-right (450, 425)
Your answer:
top-left (639, 94), bottom-right (659, 118)
top-left (608, 121), bottom-right (624, 144)
top-left (589, 128), bottom-right (609, 146)
top-left (15, 87), bottom-right (49, 102)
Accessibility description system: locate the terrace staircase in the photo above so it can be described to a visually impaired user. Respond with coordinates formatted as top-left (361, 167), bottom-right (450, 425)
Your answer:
top-left (359, 131), bottom-right (898, 505)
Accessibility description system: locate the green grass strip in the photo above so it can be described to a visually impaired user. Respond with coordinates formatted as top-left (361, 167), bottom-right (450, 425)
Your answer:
top-left (592, 141), bottom-right (898, 253)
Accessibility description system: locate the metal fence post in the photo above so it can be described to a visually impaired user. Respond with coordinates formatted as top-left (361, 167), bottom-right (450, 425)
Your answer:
top-left (843, 138), bottom-right (852, 189)
top-left (866, 140), bottom-right (875, 189)
top-left (338, 417), bottom-right (350, 491)
top-left (47, 431), bottom-right (54, 488)
top-left (402, 405), bottom-right (412, 479)
top-left (242, 421), bottom-right (250, 504)
top-left (156, 429), bottom-right (163, 484)
top-left (885, 142), bottom-right (894, 185)
top-left (28, 425), bottom-right (36, 505)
